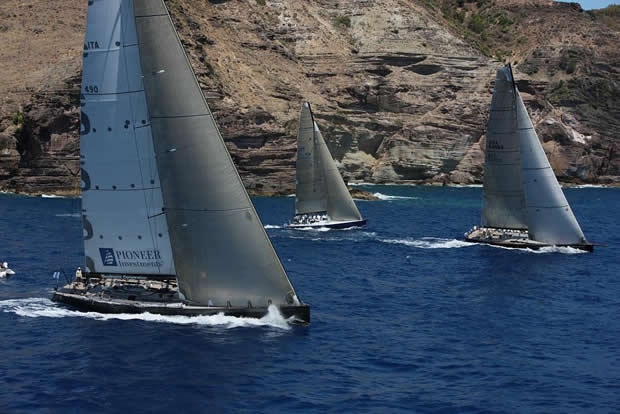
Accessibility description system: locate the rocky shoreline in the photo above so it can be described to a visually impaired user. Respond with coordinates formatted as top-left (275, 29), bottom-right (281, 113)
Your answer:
top-left (0, 1), bottom-right (617, 196)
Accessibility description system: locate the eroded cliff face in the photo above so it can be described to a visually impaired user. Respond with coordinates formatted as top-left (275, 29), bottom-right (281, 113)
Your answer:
top-left (0, 0), bottom-right (618, 195)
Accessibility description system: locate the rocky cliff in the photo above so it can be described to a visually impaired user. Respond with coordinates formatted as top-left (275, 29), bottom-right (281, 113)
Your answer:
top-left (0, 0), bottom-right (618, 195)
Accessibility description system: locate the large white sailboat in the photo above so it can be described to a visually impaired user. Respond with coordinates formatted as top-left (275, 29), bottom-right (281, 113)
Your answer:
top-left (289, 103), bottom-right (366, 229)
top-left (465, 65), bottom-right (592, 252)
top-left (52, 0), bottom-right (310, 322)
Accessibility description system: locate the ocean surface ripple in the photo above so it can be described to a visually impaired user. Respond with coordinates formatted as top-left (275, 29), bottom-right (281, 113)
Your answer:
top-left (1, 186), bottom-right (618, 413)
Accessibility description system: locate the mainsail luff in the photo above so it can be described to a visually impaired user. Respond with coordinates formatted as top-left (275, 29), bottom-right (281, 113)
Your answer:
top-left (515, 89), bottom-right (587, 245)
top-left (80, 0), bottom-right (176, 276)
top-left (481, 67), bottom-right (527, 229)
top-left (314, 127), bottom-right (363, 221)
top-left (133, 0), bottom-right (299, 307)
top-left (295, 103), bottom-right (328, 214)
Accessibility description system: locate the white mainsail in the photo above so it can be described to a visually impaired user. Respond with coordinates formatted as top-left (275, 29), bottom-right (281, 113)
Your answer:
top-left (295, 103), bottom-right (363, 222)
top-left (81, 0), bottom-right (176, 276)
top-left (133, 0), bottom-right (299, 307)
top-left (481, 68), bottom-right (527, 229)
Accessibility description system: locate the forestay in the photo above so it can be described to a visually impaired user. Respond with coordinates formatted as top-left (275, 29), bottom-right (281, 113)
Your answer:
top-left (133, 0), bottom-right (299, 307)
top-left (81, 0), bottom-right (176, 276)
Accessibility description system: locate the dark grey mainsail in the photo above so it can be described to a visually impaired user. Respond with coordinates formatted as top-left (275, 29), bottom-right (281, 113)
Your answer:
top-left (466, 65), bottom-right (590, 251)
top-left (53, 0), bottom-right (308, 321)
top-left (294, 103), bottom-right (363, 224)
top-left (133, 0), bottom-right (299, 307)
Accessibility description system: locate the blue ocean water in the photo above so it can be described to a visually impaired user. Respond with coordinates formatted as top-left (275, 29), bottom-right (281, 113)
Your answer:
top-left (0, 186), bottom-right (619, 413)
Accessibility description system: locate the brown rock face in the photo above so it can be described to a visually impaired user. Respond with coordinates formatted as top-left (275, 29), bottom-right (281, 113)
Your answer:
top-left (0, 0), bottom-right (618, 195)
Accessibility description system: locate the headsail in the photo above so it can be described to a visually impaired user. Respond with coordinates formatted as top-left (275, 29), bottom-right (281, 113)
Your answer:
top-left (314, 126), bottom-right (363, 221)
top-left (515, 85), bottom-right (587, 244)
top-left (295, 103), bottom-right (362, 221)
top-left (80, 0), bottom-right (176, 276)
top-left (295, 103), bottom-right (327, 215)
top-left (133, 0), bottom-right (299, 307)
top-left (481, 67), bottom-right (527, 230)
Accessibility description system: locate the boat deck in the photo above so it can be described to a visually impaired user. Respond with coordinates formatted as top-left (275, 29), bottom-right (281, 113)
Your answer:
top-left (52, 277), bottom-right (310, 322)
top-left (464, 227), bottom-right (593, 251)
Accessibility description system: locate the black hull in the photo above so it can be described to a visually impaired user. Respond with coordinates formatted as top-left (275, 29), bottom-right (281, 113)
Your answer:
top-left (52, 291), bottom-right (310, 323)
top-left (289, 219), bottom-right (367, 229)
top-left (465, 236), bottom-right (594, 252)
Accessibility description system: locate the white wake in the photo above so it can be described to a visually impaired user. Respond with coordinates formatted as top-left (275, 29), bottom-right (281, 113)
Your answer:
top-left (373, 192), bottom-right (418, 201)
top-left (264, 224), bottom-right (283, 229)
top-left (381, 237), bottom-right (475, 249)
top-left (0, 298), bottom-right (292, 329)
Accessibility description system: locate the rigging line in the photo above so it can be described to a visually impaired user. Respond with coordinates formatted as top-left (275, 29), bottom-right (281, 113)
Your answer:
top-left (134, 13), bottom-right (168, 19)
top-left (527, 204), bottom-right (570, 209)
top-left (150, 113), bottom-right (212, 119)
top-left (88, 187), bottom-right (162, 192)
top-left (163, 206), bottom-right (252, 213)
top-left (522, 166), bottom-right (552, 171)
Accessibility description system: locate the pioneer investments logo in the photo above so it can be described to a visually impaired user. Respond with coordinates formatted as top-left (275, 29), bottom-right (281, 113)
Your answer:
top-left (99, 247), bottom-right (164, 269)
top-left (99, 248), bottom-right (118, 266)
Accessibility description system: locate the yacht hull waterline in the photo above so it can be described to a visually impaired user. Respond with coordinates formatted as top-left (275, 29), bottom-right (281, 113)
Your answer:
top-left (465, 228), bottom-right (594, 252)
top-left (288, 219), bottom-right (367, 229)
top-left (52, 278), bottom-right (310, 323)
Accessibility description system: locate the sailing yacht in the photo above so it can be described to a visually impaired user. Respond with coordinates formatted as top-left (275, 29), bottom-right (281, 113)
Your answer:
top-left (289, 103), bottom-right (366, 229)
top-left (52, 0), bottom-right (310, 322)
top-left (465, 65), bottom-right (592, 252)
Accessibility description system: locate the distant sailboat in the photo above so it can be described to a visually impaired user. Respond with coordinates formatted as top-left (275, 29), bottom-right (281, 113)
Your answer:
top-left (289, 103), bottom-right (366, 229)
top-left (52, 0), bottom-right (310, 322)
top-left (465, 65), bottom-right (592, 252)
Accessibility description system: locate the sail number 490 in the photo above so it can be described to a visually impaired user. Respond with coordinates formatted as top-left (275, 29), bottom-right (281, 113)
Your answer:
top-left (84, 85), bottom-right (99, 94)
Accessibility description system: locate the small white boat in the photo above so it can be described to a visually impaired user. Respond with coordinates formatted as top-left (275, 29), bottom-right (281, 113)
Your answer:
top-left (0, 262), bottom-right (15, 278)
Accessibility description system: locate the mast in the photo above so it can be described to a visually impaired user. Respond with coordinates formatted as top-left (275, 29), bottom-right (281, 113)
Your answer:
top-left (133, 0), bottom-right (300, 307)
top-left (481, 66), bottom-right (527, 229)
